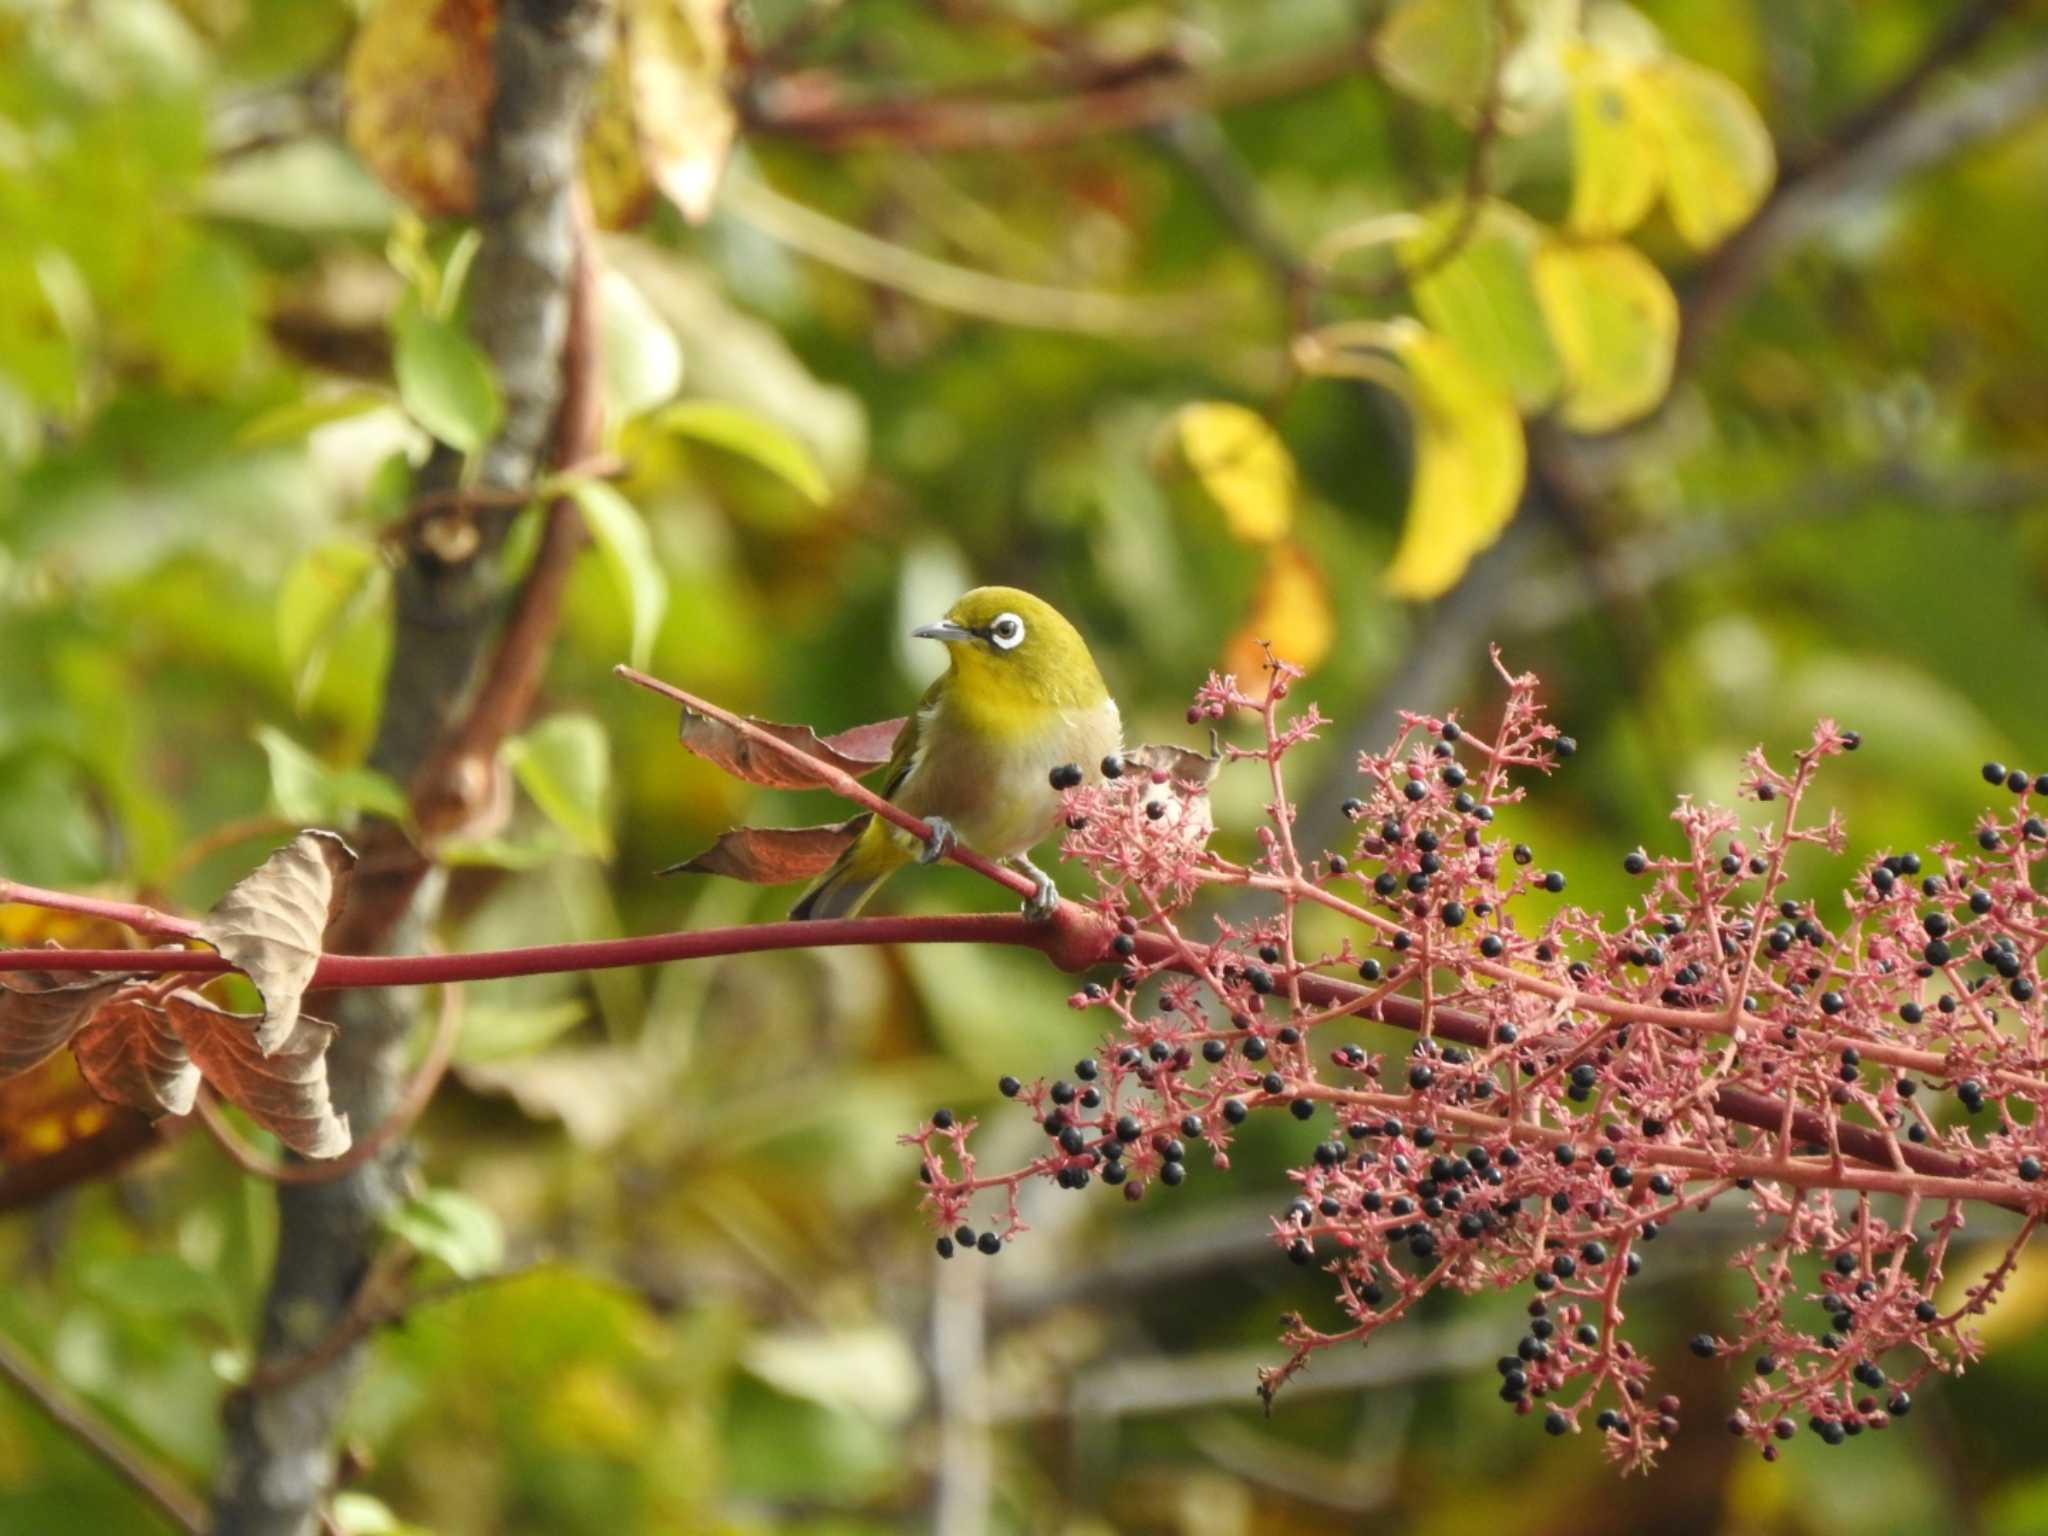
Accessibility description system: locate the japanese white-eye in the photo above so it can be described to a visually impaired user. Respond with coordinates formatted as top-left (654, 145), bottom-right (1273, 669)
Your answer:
top-left (791, 586), bottom-right (1121, 920)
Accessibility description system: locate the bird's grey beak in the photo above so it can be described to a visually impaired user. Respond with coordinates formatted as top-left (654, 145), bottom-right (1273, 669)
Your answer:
top-left (913, 619), bottom-right (973, 643)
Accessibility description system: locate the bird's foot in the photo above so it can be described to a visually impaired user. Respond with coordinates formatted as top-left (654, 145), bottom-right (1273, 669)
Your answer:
top-left (917, 817), bottom-right (957, 865)
top-left (1010, 856), bottom-right (1060, 922)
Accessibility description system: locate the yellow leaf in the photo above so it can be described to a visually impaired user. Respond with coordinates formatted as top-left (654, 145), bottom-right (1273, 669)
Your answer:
top-left (1376, 323), bottom-right (1526, 599)
top-left (1565, 45), bottom-right (1663, 238)
top-left (1375, 0), bottom-right (1495, 115)
top-left (1223, 543), bottom-right (1336, 689)
top-left (1402, 199), bottom-right (1564, 412)
top-left (1174, 402), bottom-right (1295, 545)
top-left (342, 0), bottom-right (497, 218)
top-left (1532, 239), bottom-right (1678, 431)
top-left (1632, 57), bottom-right (1775, 249)
top-left (624, 0), bottom-right (735, 224)
top-left (1937, 1243), bottom-right (2048, 1349)
top-left (583, 36), bottom-right (659, 231)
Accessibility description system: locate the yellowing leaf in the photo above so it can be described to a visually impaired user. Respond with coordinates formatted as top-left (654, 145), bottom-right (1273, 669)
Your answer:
top-left (600, 268), bottom-right (685, 423)
top-left (1222, 542), bottom-right (1336, 690)
top-left (1376, 0), bottom-right (1495, 115)
top-left (1633, 57), bottom-right (1775, 249)
top-left (656, 400), bottom-right (831, 505)
top-left (626, 0), bottom-right (734, 223)
top-left (1174, 402), bottom-right (1295, 545)
top-left (1937, 1242), bottom-right (2048, 1349)
top-left (1565, 46), bottom-right (1663, 238)
top-left (343, 0), bottom-right (497, 218)
top-left (1376, 323), bottom-right (1526, 599)
top-left (1532, 239), bottom-right (1678, 431)
top-left (1402, 200), bottom-right (1564, 412)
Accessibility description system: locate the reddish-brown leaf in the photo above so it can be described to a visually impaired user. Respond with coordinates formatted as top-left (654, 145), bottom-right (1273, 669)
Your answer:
top-left (0, 964), bottom-right (128, 1082)
top-left (678, 709), bottom-right (903, 790)
top-left (659, 817), bottom-right (868, 882)
top-left (166, 990), bottom-right (351, 1159)
top-left (197, 830), bottom-right (357, 1057)
top-left (73, 996), bottom-right (199, 1118)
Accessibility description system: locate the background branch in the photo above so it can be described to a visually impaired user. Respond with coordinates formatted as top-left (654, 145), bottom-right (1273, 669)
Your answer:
top-left (0, 1330), bottom-right (210, 1536)
top-left (211, 2), bottom-right (611, 1531)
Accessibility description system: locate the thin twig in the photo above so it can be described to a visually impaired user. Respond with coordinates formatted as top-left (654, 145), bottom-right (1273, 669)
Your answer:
top-left (743, 32), bottom-right (1382, 152)
top-left (719, 174), bottom-right (1233, 339)
top-left (0, 1329), bottom-right (210, 1535)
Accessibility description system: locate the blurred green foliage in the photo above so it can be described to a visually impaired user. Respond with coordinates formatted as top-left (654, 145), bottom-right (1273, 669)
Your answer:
top-left (3, 0), bottom-right (2048, 1531)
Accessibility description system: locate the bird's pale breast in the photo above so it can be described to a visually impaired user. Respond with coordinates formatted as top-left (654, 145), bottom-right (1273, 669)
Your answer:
top-left (898, 694), bottom-right (1122, 859)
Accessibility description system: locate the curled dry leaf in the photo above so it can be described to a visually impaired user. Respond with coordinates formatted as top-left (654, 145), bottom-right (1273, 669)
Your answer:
top-left (1124, 737), bottom-right (1226, 788)
top-left (167, 991), bottom-right (351, 1159)
top-left (677, 709), bottom-right (903, 791)
top-left (623, 0), bottom-right (735, 224)
top-left (72, 996), bottom-right (200, 1118)
top-left (343, 0), bottom-right (498, 217)
top-left (197, 830), bottom-right (358, 1057)
top-left (658, 816), bottom-right (869, 882)
top-left (0, 964), bottom-right (129, 1082)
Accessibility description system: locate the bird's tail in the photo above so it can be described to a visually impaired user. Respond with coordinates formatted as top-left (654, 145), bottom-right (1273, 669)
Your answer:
top-left (790, 818), bottom-right (905, 920)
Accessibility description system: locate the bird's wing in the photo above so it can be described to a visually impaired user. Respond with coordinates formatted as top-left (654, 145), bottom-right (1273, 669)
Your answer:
top-left (879, 676), bottom-right (944, 801)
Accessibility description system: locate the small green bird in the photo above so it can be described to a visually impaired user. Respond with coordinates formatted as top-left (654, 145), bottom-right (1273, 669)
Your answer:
top-left (791, 586), bottom-right (1122, 921)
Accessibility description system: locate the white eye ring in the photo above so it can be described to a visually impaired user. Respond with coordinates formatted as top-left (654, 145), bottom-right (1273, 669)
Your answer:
top-left (989, 612), bottom-right (1025, 650)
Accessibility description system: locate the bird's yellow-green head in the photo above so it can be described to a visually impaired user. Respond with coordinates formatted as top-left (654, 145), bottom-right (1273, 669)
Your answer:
top-left (914, 586), bottom-right (1108, 711)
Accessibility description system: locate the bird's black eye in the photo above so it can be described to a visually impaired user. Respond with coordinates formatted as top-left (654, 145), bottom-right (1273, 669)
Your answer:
top-left (989, 612), bottom-right (1025, 651)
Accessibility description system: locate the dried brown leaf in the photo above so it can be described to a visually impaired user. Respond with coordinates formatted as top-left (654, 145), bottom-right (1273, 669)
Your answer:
top-left (166, 991), bottom-right (351, 1159)
top-left (0, 965), bottom-right (128, 1082)
top-left (73, 996), bottom-right (199, 1118)
top-left (678, 710), bottom-right (903, 790)
top-left (197, 830), bottom-right (357, 1057)
top-left (1125, 737), bottom-right (1226, 788)
top-left (625, 0), bottom-right (735, 223)
top-left (343, 0), bottom-right (498, 217)
top-left (659, 817), bottom-right (868, 882)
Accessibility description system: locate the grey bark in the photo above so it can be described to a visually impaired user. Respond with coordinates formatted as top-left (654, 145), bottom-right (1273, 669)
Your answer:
top-left (212, 5), bottom-right (609, 1532)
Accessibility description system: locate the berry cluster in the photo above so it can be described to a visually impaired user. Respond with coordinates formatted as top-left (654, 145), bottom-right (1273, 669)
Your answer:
top-left (901, 650), bottom-right (2048, 1471)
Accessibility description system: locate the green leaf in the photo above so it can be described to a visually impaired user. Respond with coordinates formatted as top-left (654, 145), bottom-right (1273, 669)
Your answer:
top-left (563, 478), bottom-right (669, 668)
top-left (745, 1327), bottom-right (924, 1426)
top-left (456, 999), bottom-right (589, 1064)
top-left (1375, 0), bottom-right (1494, 114)
top-left (655, 400), bottom-right (830, 505)
top-left (600, 267), bottom-right (685, 423)
top-left (1634, 57), bottom-right (1775, 249)
top-left (235, 388), bottom-right (393, 449)
top-left (276, 541), bottom-right (390, 706)
top-left (255, 726), bottom-right (410, 824)
top-left (504, 713), bottom-right (613, 859)
top-left (392, 306), bottom-right (501, 454)
top-left (1565, 46), bottom-right (1662, 238)
top-left (1532, 239), bottom-right (1679, 431)
top-left (385, 1187), bottom-right (504, 1279)
top-left (1402, 200), bottom-right (1564, 412)
top-left (1373, 321), bottom-right (1527, 599)
top-left (1171, 401), bottom-right (1295, 544)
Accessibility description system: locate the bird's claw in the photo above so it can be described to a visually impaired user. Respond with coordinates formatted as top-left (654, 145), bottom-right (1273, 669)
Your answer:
top-left (917, 817), bottom-right (957, 865)
top-left (1022, 871), bottom-right (1060, 923)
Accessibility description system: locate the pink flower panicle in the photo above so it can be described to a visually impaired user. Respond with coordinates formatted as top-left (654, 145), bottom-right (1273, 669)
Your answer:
top-left (902, 649), bottom-right (2048, 1471)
